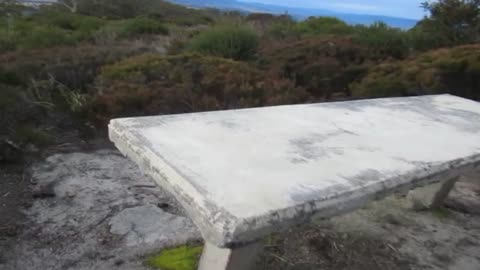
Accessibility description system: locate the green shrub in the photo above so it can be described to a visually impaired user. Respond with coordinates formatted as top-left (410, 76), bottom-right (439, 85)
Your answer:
top-left (0, 11), bottom-right (106, 51)
top-left (247, 13), bottom-right (296, 37)
top-left (267, 20), bottom-right (301, 40)
top-left (39, 11), bottom-right (105, 32)
top-left (120, 17), bottom-right (169, 37)
top-left (17, 25), bottom-right (75, 49)
top-left (407, 23), bottom-right (449, 52)
top-left (0, 44), bottom-right (149, 91)
top-left (350, 44), bottom-right (480, 100)
top-left (0, 83), bottom-right (49, 161)
top-left (0, 34), bottom-right (16, 52)
top-left (353, 22), bottom-right (409, 59)
top-left (295, 16), bottom-right (355, 36)
top-left (188, 25), bottom-right (259, 61)
top-left (75, 0), bottom-right (215, 25)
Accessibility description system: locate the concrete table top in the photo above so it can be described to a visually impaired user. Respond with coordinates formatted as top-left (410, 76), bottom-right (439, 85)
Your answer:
top-left (109, 95), bottom-right (480, 247)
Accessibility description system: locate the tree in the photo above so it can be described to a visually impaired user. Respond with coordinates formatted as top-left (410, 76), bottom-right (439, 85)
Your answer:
top-left (419, 0), bottom-right (480, 46)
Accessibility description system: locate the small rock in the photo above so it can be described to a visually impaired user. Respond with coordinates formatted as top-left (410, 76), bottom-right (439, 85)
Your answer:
top-left (114, 259), bottom-right (125, 266)
top-left (32, 184), bottom-right (56, 199)
top-left (384, 214), bottom-right (403, 226)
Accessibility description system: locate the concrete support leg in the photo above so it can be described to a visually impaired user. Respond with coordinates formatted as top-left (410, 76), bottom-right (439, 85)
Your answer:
top-left (198, 241), bottom-right (263, 270)
top-left (407, 177), bottom-right (459, 210)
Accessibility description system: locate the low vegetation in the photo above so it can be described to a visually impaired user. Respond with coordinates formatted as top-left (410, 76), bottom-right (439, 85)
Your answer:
top-left (188, 25), bottom-right (259, 60)
top-left (145, 245), bottom-right (203, 270)
top-left (119, 17), bottom-right (169, 37)
top-left (91, 53), bottom-right (308, 123)
top-left (351, 44), bottom-right (480, 99)
top-left (258, 36), bottom-right (386, 100)
top-left (0, 0), bottom-right (479, 161)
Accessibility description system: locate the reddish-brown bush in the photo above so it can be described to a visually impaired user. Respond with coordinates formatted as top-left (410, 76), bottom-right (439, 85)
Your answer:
top-left (91, 53), bottom-right (310, 123)
top-left (258, 36), bottom-right (389, 100)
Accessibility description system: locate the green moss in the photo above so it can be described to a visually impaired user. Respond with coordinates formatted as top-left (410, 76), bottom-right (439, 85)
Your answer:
top-left (145, 245), bottom-right (203, 270)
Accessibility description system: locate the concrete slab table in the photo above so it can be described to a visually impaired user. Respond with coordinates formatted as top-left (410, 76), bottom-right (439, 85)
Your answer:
top-left (109, 95), bottom-right (480, 270)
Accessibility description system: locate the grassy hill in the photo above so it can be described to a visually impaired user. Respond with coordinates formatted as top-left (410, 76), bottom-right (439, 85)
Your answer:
top-left (0, 0), bottom-right (479, 160)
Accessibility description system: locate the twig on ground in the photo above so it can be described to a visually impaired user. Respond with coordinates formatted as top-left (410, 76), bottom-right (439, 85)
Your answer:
top-left (128, 185), bottom-right (156, 189)
top-left (267, 252), bottom-right (293, 265)
top-left (2, 139), bottom-right (20, 150)
top-left (332, 241), bottom-right (340, 252)
top-left (2, 192), bottom-right (10, 198)
top-left (387, 244), bottom-right (399, 254)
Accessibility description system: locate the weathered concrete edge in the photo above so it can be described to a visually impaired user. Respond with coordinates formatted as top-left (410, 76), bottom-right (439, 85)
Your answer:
top-left (109, 119), bottom-right (480, 248)
top-left (233, 157), bottom-right (480, 242)
top-left (109, 120), bottom-right (237, 247)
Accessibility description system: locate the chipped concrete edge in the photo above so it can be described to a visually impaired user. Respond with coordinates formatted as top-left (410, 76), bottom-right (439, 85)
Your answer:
top-left (109, 119), bottom-right (480, 248)
top-left (109, 120), bottom-right (237, 247)
top-left (231, 156), bottom-right (480, 245)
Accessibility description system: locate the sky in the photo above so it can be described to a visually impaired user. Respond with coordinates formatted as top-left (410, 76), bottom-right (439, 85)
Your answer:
top-left (238, 0), bottom-right (427, 19)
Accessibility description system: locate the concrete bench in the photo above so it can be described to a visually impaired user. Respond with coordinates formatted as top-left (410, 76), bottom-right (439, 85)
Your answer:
top-left (109, 95), bottom-right (480, 270)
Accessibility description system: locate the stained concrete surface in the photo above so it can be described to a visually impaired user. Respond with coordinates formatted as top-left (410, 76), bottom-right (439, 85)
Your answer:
top-left (0, 150), bottom-right (479, 270)
top-left (109, 94), bottom-right (480, 246)
top-left (0, 150), bottom-right (200, 270)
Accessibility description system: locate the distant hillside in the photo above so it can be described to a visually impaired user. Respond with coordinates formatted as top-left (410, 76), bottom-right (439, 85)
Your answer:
top-left (168, 0), bottom-right (418, 29)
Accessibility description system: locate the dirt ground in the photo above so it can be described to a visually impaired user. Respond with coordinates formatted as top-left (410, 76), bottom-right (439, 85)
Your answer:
top-left (0, 144), bottom-right (479, 270)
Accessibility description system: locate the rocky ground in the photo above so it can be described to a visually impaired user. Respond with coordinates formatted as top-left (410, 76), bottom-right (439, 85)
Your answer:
top-left (1, 148), bottom-right (479, 270)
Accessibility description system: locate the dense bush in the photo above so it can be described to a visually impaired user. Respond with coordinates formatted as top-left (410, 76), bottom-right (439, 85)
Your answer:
top-left (32, 10), bottom-right (105, 33)
top-left (265, 16), bottom-right (354, 40)
top-left (0, 10), bottom-right (105, 51)
top-left (74, 0), bottom-right (215, 25)
top-left (18, 25), bottom-right (78, 49)
top-left (91, 53), bottom-right (309, 123)
top-left (258, 37), bottom-right (387, 100)
top-left (188, 25), bottom-right (259, 60)
top-left (119, 17), bottom-right (169, 37)
top-left (246, 13), bottom-right (295, 34)
top-left (267, 20), bottom-right (300, 40)
top-left (266, 17), bottom-right (410, 59)
top-left (295, 17), bottom-right (356, 36)
top-left (0, 44), bottom-right (150, 91)
top-left (353, 22), bottom-right (409, 59)
top-left (0, 44), bottom-right (156, 155)
top-left (0, 82), bottom-right (52, 161)
top-left (350, 44), bottom-right (480, 100)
